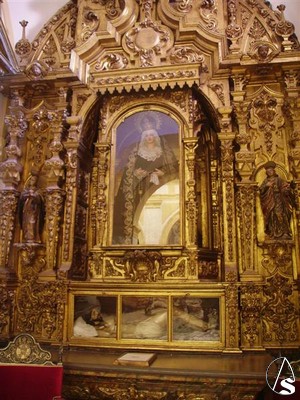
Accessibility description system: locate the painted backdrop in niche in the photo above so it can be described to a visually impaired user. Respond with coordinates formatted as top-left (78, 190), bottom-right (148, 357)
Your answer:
top-left (112, 111), bottom-right (179, 245)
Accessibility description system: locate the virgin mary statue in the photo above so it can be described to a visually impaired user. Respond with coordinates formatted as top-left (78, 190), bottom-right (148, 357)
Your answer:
top-left (113, 114), bottom-right (178, 245)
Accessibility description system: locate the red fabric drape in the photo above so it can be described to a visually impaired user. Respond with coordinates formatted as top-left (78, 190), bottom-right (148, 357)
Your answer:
top-left (0, 365), bottom-right (63, 400)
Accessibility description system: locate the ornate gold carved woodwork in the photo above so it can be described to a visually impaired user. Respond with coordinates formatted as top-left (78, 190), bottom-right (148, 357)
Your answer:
top-left (124, 250), bottom-right (161, 282)
top-left (260, 241), bottom-right (294, 277)
top-left (63, 377), bottom-right (262, 400)
top-left (25, 60), bottom-right (49, 80)
top-left (64, 382), bottom-right (169, 400)
top-left (28, 106), bottom-right (56, 172)
top-left (70, 169), bottom-right (89, 280)
top-left (45, 189), bottom-right (65, 274)
top-left (104, 0), bottom-right (125, 20)
top-left (0, 190), bottom-right (19, 271)
top-left (59, 5), bottom-right (77, 54)
top-left (95, 53), bottom-right (129, 71)
top-left (199, 0), bottom-right (218, 32)
top-left (14, 20), bottom-right (32, 59)
top-left (81, 8), bottom-right (100, 43)
top-left (208, 83), bottom-right (225, 106)
top-left (225, 272), bottom-right (239, 350)
top-left (177, 394), bottom-right (218, 400)
top-left (274, 5), bottom-right (295, 52)
top-left (284, 96), bottom-right (300, 176)
top-left (60, 116), bottom-right (82, 267)
top-left (240, 284), bottom-right (262, 348)
top-left (171, 0), bottom-right (193, 14)
top-left (123, 0), bottom-right (173, 68)
top-left (183, 138), bottom-right (199, 247)
top-left (88, 250), bottom-right (191, 281)
top-left (75, 93), bottom-right (91, 115)
top-left (249, 90), bottom-right (284, 156)
top-left (0, 284), bottom-right (14, 335)
top-left (93, 144), bottom-right (110, 247)
top-left (210, 159), bottom-right (221, 250)
top-left (92, 65), bottom-right (198, 94)
top-left (15, 243), bottom-right (45, 272)
top-left (170, 47), bottom-right (208, 73)
top-left (220, 138), bottom-right (235, 263)
top-left (108, 89), bottom-right (190, 118)
top-left (61, 144), bottom-right (78, 266)
top-left (261, 273), bottom-right (298, 345)
top-left (16, 276), bottom-right (67, 340)
top-left (236, 184), bottom-right (257, 274)
top-left (248, 17), bottom-right (266, 41)
top-left (226, 0), bottom-right (243, 51)
top-left (0, 333), bottom-right (54, 364)
top-left (248, 41), bottom-right (279, 64)
top-left (198, 260), bottom-right (219, 280)
top-left (0, 112), bottom-right (27, 187)
top-left (43, 113), bottom-right (65, 185)
top-left (99, 384), bottom-right (168, 400)
top-left (28, 2), bottom-right (77, 68)
top-left (15, 243), bottom-right (66, 339)
top-left (233, 102), bottom-right (256, 179)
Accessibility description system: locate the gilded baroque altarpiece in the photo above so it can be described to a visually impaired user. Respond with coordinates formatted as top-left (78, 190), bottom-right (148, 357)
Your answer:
top-left (0, 0), bottom-right (300, 365)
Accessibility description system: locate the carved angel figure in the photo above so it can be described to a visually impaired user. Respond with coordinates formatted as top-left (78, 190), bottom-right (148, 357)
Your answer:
top-left (259, 161), bottom-right (296, 239)
top-left (18, 174), bottom-right (44, 243)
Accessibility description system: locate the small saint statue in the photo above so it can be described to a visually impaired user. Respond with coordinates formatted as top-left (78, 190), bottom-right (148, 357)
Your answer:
top-left (259, 161), bottom-right (296, 239)
top-left (18, 173), bottom-right (44, 243)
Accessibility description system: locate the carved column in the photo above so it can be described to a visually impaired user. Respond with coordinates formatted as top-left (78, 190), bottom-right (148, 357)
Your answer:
top-left (231, 73), bottom-right (260, 279)
top-left (218, 107), bottom-right (237, 268)
top-left (94, 143), bottom-right (110, 247)
top-left (284, 72), bottom-right (300, 279)
top-left (236, 183), bottom-right (258, 277)
top-left (183, 138), bottom-right (198, 279)
top-left (225, 271), bottom-right (240, 352)
top-left (0, 109), bottom-right (27, 277)
top-left (42, 112), bottom-right (65, 278)
top-left (60, 116), bottom-right (81, 274)
top-left (219, 107), bottom-right (240, 351)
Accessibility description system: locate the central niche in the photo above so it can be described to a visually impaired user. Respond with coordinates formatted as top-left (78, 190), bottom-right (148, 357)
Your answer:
top-left (112, 110), bottom-right (179, 245)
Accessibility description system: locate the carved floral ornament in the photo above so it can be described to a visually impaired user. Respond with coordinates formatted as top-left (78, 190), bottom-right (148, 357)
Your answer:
top-left (123, 0), bottom-right (174, 67)
top-left (15, 20), bottom-right (32, 57)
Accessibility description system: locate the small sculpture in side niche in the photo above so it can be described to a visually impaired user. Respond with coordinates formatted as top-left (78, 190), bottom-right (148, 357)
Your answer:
top-left (259, 161), bottom-right (296, 240)
top-left (19, 173), bottom-right (44, 243)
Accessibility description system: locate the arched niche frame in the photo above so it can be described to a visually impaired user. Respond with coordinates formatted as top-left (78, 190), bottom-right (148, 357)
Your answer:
top-left (70, 88), bottom-right (222, 280)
